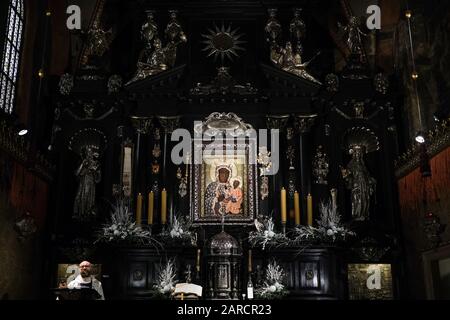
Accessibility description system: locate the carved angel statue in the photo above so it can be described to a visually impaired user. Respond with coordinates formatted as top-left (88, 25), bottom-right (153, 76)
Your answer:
top-left (128, 11), bottom-right (187, 84)
top-left (289, 9), bottom-right (306, 40)
top-left (81, 22), bottom-right (113, 66)
top-left (141, 11), bottom-right (158, 44)
top-left (341, 145), bottom-right (376, 221)
top-left (339, 16), bottom-right (367, 55)
top-left (265, 9), bottom-right (321, 84)
top-left (131, 38), bottom-right (168, 82)
top-left (73, 146), bottom-right (101, 221)
top-left (289, 8), bottom-right (306, 55)
top-left (164, 10), bottom-right (188, 67)
top-left (270, 41), bottom-right (321, 84)
top-left (265, 9), bottom-right (282, 42)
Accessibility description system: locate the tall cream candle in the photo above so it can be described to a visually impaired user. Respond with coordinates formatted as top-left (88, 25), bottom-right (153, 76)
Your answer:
top-left (281, 188), bottom-right (287, 224)
top-left (294, 191), bottom-right (301, 225)
top-left (307, 193), bottom-right (313, 226)
top-left (136, 193), bottom-right (143, 225)
top-left (161, 189), bottom-right (167, 224)
top-left (147, 191), bottom-right (154, 225)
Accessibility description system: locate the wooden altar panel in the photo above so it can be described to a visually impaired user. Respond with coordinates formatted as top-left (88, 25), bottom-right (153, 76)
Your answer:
top-left (110, 247), bottom-right (344, 300)
top-left (299, 261), bottom-right (320, 289)
top-left (128, 262), bottom-right (148, 289)
top-left (112, 248), bottom-right (197, 300)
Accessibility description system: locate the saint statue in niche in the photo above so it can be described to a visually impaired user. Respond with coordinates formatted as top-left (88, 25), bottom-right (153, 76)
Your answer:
top-left (73, 146), bottom-right (101, 221)
top-left (341, 145), bottom-right (376, 221)
top-left (127, 11), bottom-right (187, 84)
top-left (339, 16), bottom-right (367, 56)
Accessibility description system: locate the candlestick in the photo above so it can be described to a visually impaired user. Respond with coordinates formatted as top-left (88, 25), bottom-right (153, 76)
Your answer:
top-left (161, 188), bottom-right (167, 224)
top-left (147, 191), bottom-right (154, 225)
top-left (136, 193), bottom-right (143, 225)
top-left (248, 250), bottom-right (253, 273)
top-left (307, 193), bottom-right (313, 226)
top-left (280, 188), bottom-right (287, 224)
top-left (294, 191), bottom-right (301, 225)
top-left (330, 188), bottom-right (337, 213)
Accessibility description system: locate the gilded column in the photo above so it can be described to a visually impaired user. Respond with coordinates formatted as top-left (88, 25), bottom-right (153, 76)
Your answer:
top-left (158, 115), bottom-right (182, 224)
top-left (130, 116), bottom-right (153, 204)
top-left (266, 115), bottom-right (290, 224)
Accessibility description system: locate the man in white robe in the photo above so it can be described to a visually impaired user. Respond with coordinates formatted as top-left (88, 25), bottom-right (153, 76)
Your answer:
top-left (67, 261), bottom-right (105, 300)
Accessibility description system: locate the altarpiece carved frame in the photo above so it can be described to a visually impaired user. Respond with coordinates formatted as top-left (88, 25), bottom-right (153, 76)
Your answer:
top-left (190, 113), bottom-right (258, 225)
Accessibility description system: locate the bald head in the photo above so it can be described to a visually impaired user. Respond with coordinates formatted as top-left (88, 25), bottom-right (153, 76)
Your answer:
top-left (79, 261), bottom-right (92, 278)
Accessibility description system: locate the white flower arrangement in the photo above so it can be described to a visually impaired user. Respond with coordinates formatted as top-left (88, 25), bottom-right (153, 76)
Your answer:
top-left (315, 200), bottom-right (356, 241)
top-left (255, 260), bottom-right (289, 299)
top-left (290, 200), bottom-right (355, 245)
top-left (95, 200), bottom-right (162, 248)
top-left (248, 217), bottom-right (289, 250)
top-left (160, 215), bottom-right (197, 246)
top-left (289, 225), bottom-right (317, 243)
top-left (153, 259), bottom-right (178, 297)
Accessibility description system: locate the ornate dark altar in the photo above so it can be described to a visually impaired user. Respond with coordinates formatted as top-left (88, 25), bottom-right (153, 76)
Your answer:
top-left (47, 0), bottom-right (402, 300)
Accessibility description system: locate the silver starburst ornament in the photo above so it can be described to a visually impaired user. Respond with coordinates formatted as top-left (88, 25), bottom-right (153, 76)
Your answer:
top-left (202, 23), bottom-right (246, 64)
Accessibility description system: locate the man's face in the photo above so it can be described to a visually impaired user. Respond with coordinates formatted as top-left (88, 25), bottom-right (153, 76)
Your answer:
top-left (79, 262), bottom-right (91, 278)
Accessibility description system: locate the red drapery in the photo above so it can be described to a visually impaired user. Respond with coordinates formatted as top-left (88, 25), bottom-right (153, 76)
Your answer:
top-left (9, 163), bottom-right (49, 228)
top-left (398, 147), bottom-right (450, 219)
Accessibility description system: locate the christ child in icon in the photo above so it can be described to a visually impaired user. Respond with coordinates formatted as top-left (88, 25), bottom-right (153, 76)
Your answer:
top-left (226, 178), bottom-right (243, 215)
